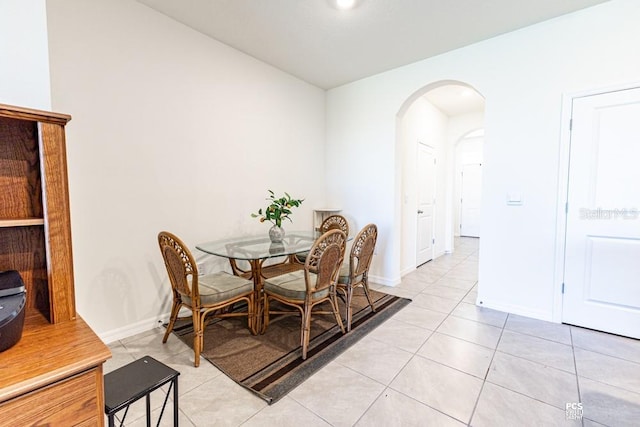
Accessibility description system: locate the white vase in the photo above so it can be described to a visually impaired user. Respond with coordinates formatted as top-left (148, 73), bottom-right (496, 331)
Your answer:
top-left (269, 225), bottom-right (285, 243)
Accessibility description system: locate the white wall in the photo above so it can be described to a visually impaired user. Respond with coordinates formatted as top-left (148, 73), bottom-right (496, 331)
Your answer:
top-left (0, 0), bottom-right (51, 109)
top-left (326, 0), bottom-right (640, 321)
top-left (46, 0), bottom-right (326, 340)
top-left (399, 97), bottom-right (448, 276)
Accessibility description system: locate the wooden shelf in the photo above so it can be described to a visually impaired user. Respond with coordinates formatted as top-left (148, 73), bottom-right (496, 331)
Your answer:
top-left (0, 218), bottom-right (45, 228)
top-left (0, 103), bottom-right (110, 425)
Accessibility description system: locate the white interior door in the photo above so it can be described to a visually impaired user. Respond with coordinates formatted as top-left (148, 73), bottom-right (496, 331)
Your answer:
top-left (416, 144), bottom-right (435, 266)
top-left (563, 87), bottom-right (640, 339)
top-left (460, 163), bottom-right (482, 237)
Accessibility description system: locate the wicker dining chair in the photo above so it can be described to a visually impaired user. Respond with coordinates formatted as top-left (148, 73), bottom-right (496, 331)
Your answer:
top-left (263, 229), bottom-right (347, 359)
top-left (158, 231), bottom-right (254, 367)
top-left (337, 223), bottom-right (378, 332)
top-left (319, 214), bottom-right (349, 235)
top-left (296, 214), bottom-right (349, 263)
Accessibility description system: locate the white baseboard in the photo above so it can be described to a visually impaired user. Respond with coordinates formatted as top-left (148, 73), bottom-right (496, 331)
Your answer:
top-left (400, 265), bottom-right (416, 277)
top-left (368, 274), bottom-right (401, 287)
top-left (99, 313), bottom-right (171, 344)
top-left (99, 268), bottom-right (420, 343)
top-left (400, 251), bottom-right (446, 278)
top-left (477, 298), bottom-right (554, 323)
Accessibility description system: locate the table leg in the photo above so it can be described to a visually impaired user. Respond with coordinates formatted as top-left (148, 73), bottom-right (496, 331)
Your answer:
top-left (248, 259), bottom-right (264, 335)
top-left (228, 257), bottom-right (277, 335)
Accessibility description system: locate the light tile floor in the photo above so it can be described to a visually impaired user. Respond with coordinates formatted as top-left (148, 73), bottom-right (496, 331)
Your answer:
top-left (105, 238), bottom-right (640, 426)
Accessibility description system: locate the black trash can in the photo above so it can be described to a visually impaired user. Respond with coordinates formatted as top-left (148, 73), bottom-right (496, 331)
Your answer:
top-left (0, 270), bottom-right (27, 352)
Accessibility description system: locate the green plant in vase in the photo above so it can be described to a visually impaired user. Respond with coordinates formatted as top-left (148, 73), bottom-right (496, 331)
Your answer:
top-left (252, 190), bottom-right (304, 243)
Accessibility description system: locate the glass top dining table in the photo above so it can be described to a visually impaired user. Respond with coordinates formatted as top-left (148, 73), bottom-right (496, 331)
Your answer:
top-left (196, 230), bottom-right (320, 334)
top-left (196, 230), bottom-right (318, 261)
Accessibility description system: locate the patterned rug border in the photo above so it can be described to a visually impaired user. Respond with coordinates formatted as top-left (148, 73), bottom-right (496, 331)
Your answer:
top-left (172, 292), bottom-right (411, 404)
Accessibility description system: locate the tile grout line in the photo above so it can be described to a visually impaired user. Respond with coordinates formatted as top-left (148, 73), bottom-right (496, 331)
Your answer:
top-left (480, 313), bottom-right (584, 414)
top-left (389, 240), bottom-right (481, 426)
top-left (568, 326), bottom-right (586, 427)
top-left (284, 262), bottom-right (448, 426)
top-left (383, 250), bottom-right (481, 426)
top-left (465, 312), bottom-right (508, 426)
top-left (453, 242), bottom-right (482, 425)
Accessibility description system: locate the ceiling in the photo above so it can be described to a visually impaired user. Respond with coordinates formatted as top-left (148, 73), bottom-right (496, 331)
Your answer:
top-left (136, 0), bottom-right (608, 90)
top-left (423, 84), bottom-right (485, 116)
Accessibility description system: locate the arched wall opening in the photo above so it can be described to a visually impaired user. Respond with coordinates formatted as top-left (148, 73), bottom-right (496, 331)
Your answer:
top-left (396, 80), bottom-right (485, 280)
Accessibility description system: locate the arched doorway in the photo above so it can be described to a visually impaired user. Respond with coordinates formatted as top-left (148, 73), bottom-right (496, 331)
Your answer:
top-left (396, 81), bottom-right (485, 277)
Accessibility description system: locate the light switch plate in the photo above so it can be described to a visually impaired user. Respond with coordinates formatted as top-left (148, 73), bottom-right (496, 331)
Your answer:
top-left (507, 192), bottom-right (523, 205)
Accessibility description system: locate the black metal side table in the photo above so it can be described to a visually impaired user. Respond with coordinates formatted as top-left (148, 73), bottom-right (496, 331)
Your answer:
top-left (104, 355), bottom-right (180, 427)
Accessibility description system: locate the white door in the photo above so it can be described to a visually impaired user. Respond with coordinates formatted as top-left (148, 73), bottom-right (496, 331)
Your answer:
top-left (460, 163), bottom-right (482, 237)
top-left (562, 87), bottom-right (640, 339)
top-left (416, 144), bottom-right (435, 266)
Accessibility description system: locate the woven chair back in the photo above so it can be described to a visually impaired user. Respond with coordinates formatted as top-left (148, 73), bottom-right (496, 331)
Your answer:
top-left (320, 214), bottom-right (349, 236)
top-left (158, 231), bottom-right (199, 301)
top-left (351, 224), bottom-right (378, 278)
top-left (305, 229), bottom-right (346, 292)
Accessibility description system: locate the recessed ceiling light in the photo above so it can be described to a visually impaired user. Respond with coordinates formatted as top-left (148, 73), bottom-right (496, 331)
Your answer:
top-left (334, 0), bottom-right (358, 10)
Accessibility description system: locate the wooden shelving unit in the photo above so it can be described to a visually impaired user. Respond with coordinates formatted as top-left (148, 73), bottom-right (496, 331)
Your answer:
top-left (0, 103), bottom-right (110, 426)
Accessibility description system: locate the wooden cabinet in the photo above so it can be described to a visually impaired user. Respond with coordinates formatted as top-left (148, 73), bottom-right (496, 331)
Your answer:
top-left (0, 103), bottom-right (110, 426)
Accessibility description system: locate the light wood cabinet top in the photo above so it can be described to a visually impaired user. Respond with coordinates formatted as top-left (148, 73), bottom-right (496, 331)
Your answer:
top-left (0, 309), bottom-right (111, 402)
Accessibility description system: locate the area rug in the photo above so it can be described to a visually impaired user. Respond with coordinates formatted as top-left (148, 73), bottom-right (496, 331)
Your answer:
top-left (170, 289), bottom-right (410, 404)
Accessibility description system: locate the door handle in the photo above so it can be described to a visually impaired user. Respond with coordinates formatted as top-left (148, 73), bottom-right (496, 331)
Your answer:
top-left (417, 210), bottom-right (424, 214)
